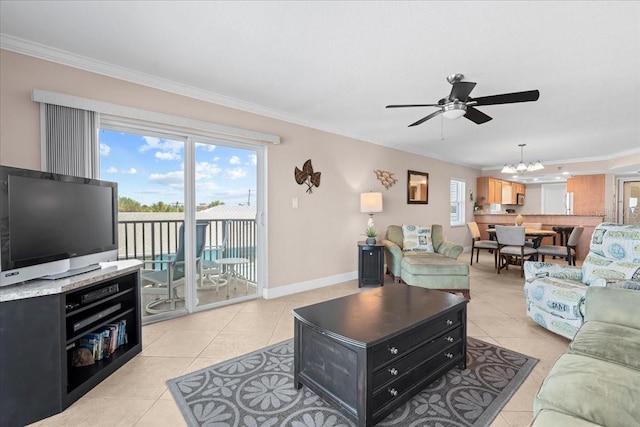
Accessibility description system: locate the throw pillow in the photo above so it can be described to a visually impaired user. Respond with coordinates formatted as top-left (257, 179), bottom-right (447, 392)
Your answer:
top-left (402, 224), bottom-right (434, 252)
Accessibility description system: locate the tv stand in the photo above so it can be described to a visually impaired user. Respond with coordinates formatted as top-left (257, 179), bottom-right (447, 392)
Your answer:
top-left (41, 263), bottom-right (102, 280)
top-left (0, 261), bottom-right (142, 427)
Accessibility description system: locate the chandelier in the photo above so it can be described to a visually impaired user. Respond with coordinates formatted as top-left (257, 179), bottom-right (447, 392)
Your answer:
top-left (501, 144), bottom-right (544, 174)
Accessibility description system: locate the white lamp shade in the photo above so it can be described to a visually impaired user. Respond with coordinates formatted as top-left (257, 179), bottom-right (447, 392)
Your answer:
top-left (360, 192), bottom-right (383, 213)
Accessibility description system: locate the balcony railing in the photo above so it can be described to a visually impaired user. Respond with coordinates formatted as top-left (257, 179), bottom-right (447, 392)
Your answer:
top-left (117, 218), bottom-right (256, 283)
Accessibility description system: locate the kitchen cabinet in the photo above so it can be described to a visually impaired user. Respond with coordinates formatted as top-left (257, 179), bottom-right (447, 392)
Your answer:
top-left (566, 174), bottom-right (605, 215)
top-left (477, 177), bottom-right (525, 205)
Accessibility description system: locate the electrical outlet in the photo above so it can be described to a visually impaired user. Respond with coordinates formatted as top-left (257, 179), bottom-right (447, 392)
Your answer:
top-left (292, 198), bottom-right (298, 208)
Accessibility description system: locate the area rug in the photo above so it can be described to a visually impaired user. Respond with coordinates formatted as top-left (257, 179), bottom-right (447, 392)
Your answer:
top-left (167, 337), bottom-right (538, 427)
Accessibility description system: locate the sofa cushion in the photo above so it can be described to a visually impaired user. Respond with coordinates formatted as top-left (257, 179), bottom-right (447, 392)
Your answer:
top-left (569, 320), bottom-right (640, 371)
top-left (531, 409), bottom-right (603, 427)
top-left (401, 255), bottom-right (469, 290)
top-left (402, 254), bottom-right (467, 275)
top-left (401, 224), bottom-right (434, 252)
top-left (534, 354), bottom-right (640, 427)
top-left (523, 276), bottom-right (587, 320)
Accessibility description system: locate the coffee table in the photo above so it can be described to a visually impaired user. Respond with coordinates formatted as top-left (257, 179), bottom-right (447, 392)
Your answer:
top-left (293, 285), bottom-right (467, 427)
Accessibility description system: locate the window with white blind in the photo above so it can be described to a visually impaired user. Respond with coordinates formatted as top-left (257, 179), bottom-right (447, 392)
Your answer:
top-left (450, 179), bottom-right (466, 226)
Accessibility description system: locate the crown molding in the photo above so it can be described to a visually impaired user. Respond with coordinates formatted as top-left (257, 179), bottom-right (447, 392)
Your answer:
top-left (1, 34), bottom-right (636, 173)
top-left (1, 35), bottom-right (395, 148)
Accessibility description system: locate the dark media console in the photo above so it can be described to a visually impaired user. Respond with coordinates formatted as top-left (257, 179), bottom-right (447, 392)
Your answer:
top-left (0, 263), bottom-right (142, 427)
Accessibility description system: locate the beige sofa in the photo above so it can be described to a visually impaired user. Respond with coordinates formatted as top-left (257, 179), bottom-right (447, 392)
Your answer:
top-left (383, 224), bottom-right (469, 298)
top-left (531, 286), bottom-right (640, 427)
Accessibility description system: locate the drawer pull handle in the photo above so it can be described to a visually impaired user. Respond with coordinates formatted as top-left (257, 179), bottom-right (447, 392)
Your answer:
top-left (446, 319), bottom-right (453, 326)
top-left (445, 352), bottom-right (454, 359)
top-left (369, 252), bottom-right (373, 256)
top-left (389, 346), bottom-right (399, 355)
top-left (389, 367), bottom-right (398, 376)
top-left (388, 388), bottom-right (398, 397)
top-left (445, 336), bottom-right (454, 343)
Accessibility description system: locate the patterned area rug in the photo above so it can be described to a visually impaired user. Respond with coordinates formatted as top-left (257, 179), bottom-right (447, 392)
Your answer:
top-left (167, 337), bottom-right (537, 427)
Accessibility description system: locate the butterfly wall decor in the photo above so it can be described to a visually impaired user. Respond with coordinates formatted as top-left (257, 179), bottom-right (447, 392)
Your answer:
top-left (374, 169), bottom-right (398, 190)
top-left (294, 159), bottom-right (321, 193)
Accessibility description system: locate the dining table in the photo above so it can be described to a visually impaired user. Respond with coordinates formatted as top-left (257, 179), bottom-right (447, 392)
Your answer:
top-left (487, 227), bottom-right (556, 248)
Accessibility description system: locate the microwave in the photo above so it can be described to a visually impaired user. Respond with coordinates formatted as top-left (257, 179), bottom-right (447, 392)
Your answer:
top-left (516, 193), bottom-right (525, 205)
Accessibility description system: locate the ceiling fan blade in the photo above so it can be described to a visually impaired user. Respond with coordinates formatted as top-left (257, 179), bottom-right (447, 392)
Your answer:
top-left (386, 104), bottom-right (441, 108)
top-left (408, 110), bottom-right (443, 127)
top-left (471, 90), bottom-right (540, 106)
top-left (449, 81), bottom-right (476, 102)
top-left (464, 106), bottom-right (493, 124)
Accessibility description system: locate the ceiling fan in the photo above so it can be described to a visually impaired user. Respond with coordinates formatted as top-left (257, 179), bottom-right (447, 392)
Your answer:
top-left (386, 74), bottom-right (539, 127)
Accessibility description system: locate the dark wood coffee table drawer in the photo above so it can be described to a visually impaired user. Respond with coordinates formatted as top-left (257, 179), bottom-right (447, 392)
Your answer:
top-left (372, 342), bottom-right (464, 412)
top-left (372, 308), bottom-right (463, 368)
top-left (372, 325), bottom-right (464, 389)
top-left (293, 285), bottom-right (468, 427)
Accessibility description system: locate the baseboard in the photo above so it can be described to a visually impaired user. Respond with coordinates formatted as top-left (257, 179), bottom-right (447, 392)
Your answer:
top-left (263, 270), bottom-right (358, 299)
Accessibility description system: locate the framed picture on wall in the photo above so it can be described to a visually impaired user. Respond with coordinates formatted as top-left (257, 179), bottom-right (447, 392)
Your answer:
top-left (407, 170), bottom-right (428, 204)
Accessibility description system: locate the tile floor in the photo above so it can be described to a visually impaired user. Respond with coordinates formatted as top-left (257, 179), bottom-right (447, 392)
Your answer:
top-left (29, 252), bottom-right (573, 427)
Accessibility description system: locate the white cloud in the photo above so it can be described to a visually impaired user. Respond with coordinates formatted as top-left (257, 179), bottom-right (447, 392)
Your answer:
top-left (139, 136), bottom-right (183, 160)
top-left (196, 181), bottom-right (220, 191)
top-left (100, 143), bottom-right (111, 156)
top-left (149, 171), bottom-right (184, 185)
top-left (105, 166), bottom-right (137, 174)
top-left (155, 151), bottom-right (180, 160)
top-left (229, 155), bottom-right (241, 165)
top-left (195, 161), bottom-right (222, 176)
top-left (196, 143), bottom-right (217, 152)
top-left (248, 154), bottom-right (257, 166)
top-left (224, 167), bottom-right (247, 180)
top-left (139, 136), bottom-right (161, 152)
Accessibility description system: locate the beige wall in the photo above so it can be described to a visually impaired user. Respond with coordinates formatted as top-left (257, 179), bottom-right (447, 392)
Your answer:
top-left (0, 49), bottom-right (480, 293)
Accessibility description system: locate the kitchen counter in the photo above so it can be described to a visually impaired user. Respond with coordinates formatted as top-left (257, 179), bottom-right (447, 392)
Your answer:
top-left (473, 214), bottom-right (605, 260)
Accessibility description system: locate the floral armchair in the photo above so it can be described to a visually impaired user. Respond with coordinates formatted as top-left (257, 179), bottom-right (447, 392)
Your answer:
top-left (523, 222), bottom-right (640, 339)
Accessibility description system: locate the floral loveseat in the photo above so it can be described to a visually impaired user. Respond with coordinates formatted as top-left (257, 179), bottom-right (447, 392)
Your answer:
top-left (383, 224), bottom-right (469, 298)
top-left (523, 222), bottom-right (640, 339)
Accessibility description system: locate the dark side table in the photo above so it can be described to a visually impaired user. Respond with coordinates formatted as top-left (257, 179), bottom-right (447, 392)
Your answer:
top-left (358, 241), bottom-right (385, 287)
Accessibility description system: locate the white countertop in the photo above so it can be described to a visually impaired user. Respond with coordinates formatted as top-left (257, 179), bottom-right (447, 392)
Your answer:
top-left (0, 260), bottom-right (142, 303)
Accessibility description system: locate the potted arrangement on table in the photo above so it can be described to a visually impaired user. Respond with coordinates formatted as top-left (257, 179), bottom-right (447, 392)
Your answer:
top-left (364, 226), bottom-right (377, 244)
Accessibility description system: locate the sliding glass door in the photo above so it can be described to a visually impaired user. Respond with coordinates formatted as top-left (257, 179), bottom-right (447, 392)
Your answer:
top-left (99, 124), bottom-right (263, 322)
top-left (193, 140), bottom-right (259, 309)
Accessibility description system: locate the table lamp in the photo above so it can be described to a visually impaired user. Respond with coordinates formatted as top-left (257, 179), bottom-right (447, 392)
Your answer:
top-left (360, 192), bottom-right (383, 228)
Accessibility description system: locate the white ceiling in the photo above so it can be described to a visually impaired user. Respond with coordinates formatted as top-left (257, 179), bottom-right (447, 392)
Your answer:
top-left (1, 1), bottom-right (639, 181)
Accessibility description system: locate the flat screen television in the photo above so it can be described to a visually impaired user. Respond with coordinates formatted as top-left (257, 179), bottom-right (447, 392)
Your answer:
top-left (0, 165), bottom-right (118, 286)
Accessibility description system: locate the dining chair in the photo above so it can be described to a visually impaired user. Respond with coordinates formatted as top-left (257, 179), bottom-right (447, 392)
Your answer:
top-left (466, 222), bottom-right (498, 267)
top-left (495, 225), bottom-right (538, 277)
top-left (141, 220), bottom-right (209, 313)
top-left (536, 226), bottom-right (584, 265)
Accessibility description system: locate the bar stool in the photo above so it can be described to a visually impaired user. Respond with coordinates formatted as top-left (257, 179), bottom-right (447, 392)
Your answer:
top-left (552, 226), bottom-right (575, 246)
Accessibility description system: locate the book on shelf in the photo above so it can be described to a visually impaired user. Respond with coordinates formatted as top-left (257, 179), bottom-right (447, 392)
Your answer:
top-left (77, 318), bottom-right (128, 363)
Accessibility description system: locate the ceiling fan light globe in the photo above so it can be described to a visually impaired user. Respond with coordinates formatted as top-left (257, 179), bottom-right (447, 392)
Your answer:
top-left (442, 103), bottom-right (466, 119)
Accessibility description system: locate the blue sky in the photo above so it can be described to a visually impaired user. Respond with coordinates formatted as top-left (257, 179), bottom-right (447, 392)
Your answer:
top-left (99, 129), bottom-right (257, 207)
